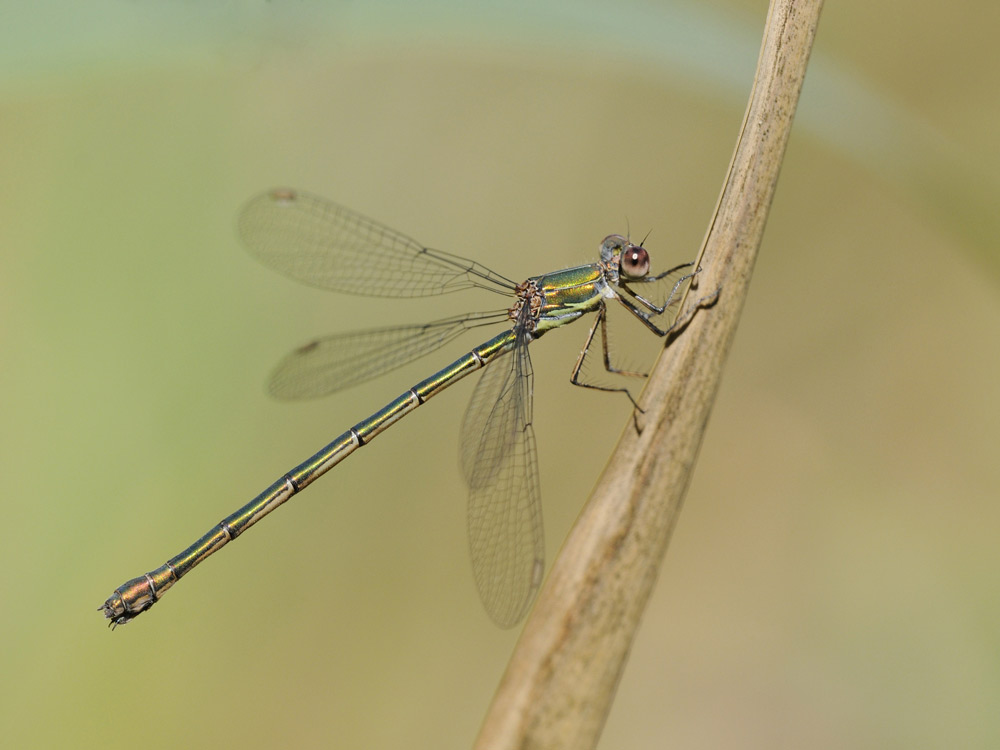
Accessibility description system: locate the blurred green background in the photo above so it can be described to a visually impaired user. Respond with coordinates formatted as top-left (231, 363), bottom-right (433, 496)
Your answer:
top-left (2, 1), bottom-right (997, 748)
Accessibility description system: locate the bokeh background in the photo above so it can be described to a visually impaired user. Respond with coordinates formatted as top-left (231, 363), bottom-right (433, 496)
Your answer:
top-left (2, 1), bottom-right (997, 748)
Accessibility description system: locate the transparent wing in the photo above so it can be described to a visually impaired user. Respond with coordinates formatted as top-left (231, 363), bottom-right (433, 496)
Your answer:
top-left (268, 311), bottom-right (509, 400)
top-left (238, 189), bottom-right (516, 298)
top-left (460, 327), bottom-right (544, 627)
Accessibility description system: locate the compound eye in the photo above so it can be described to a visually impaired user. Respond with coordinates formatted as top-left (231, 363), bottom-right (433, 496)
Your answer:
top-left (599, 234), bottom-right (627, 261)
top-left (620, 244), bottom-right (650, 278)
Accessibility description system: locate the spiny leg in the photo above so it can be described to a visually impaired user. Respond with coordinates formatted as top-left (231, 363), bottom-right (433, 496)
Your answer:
top-left (570, 286), bottom-right (722, 434)
top-left (615, 278), bottom-right (720, 337)
top-left (621, 263), bottom-right (699, 315)
top-left (623, 284), bottom-right (722, 433)
top-left (660, 286), bottom-right (722, 340)
top-left (570, 304), bottom-right (645, 416)
top-left (597, 308), bottom-right (648, 379)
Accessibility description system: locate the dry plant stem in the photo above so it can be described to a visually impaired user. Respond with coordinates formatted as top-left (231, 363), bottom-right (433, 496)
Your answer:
top-left (473, 1), bottom-right (824, 748)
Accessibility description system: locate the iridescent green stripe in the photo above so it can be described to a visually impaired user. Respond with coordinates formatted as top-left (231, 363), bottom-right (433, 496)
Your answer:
top-left (104, 328), bottom-right (517, 624)
top-left (414, 329), bottom-right (516, 400)
top-left (288, 433), bottom-right (357, 489)
top-left (354, 393), bottom-right (419, 443)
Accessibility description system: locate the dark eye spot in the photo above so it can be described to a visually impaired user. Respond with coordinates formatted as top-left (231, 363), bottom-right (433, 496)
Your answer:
top-left (621, 245), bottom-right (650, 278)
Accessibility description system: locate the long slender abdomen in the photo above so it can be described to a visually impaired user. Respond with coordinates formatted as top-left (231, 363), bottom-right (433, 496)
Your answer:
top-left (101, 329), bottom-right (516, 627)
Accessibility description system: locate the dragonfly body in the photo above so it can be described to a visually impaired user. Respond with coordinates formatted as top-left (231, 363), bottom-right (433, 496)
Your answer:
top-left (102, 189), bottom-right (697, 628)
top-left (530, 264), bottom-right (607, 332)
top-left (102, 328), bottom-right (518, 626)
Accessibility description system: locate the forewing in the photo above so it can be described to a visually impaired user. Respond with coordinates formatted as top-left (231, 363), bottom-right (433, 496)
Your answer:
top-left (238, 189), bottom-right (513, 297)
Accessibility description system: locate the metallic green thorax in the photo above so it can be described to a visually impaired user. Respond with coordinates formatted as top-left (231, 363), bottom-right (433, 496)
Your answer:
top-left (520, 264), bottom-right (608, 335)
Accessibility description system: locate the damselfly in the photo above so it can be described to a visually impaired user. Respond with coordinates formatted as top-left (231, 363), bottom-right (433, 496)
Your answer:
top-left (101, 188), bottom-right (705, 628)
